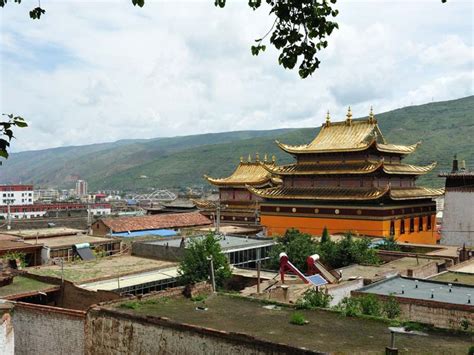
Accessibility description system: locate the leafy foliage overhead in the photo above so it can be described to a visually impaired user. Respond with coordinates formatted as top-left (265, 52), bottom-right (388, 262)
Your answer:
top-left (1, 0), bottom-right (339, 78)
top-left (0, 114), bottom-right (28, 160)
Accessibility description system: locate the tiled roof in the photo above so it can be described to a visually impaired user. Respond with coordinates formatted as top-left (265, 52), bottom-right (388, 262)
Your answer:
top-left (389, 187), bottom-right (445, 200)
top-left (247, 185), bottom-right (390, 201)
top-left (100, 212), bottom-right (211, 233)
top-left (248, 185), bottom-right (444, 201)
top-left (205, 161), bottom-right (276, 187)
top-left (276, 119), bottom-right (419, 155)
top-left (262, 160), bottom-right (436, 176)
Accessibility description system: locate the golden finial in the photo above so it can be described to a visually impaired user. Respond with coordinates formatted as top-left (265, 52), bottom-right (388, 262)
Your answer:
top-left (264, 153), bottom-right (268, 162)
top-left (325, 110), bottom-right (331, 127)
top-left (255, 152), bottom-right (260, 162)
top-left (272, 154), bottom-right (276, 163)
top-left (248, 154), bottom-right (252, 162)
top-left (368, 106), bottom-right (376, 123)
top-left (461, 160), bottom-right (466, 170)
top-left (240, 156), bottom-right (244, 163)
top-left (346, 106), bottom-right (352, 125)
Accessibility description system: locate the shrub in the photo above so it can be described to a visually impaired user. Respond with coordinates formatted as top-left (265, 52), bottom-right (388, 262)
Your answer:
top-left (337, 297), bottom-right (360, 317)
top-left (468, 346), bottom-right (474, 355)
top-left (383, 295), bottom-right (401, 319)
top-left (358, 294), bottom-right (381, 317)
top-left (460, 318), bottom-right (471, 331)
top-left (119, 301), bottom-right (141, 310)
top-left (296, 288), bottom-right (333, 309)
top-left (191, 294), bottom-right (207, 302)
top-left (290, 312), bottom-right (307, 325)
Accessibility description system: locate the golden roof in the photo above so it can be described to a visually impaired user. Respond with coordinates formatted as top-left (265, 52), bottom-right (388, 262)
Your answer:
top-left (262, 160), bottom-right (436, 176)
top-left (382, 162), bottom-right (437, 175)
top-left (247, 185), bottom-right (390, 201)
top-left (389, 187), bottom-right (444, 200)
top-left (248, 185), bottom-right (444, 201)
top-left (276, 119), bottom-right (419, 155)
top-left (204, 161), bottom-right (276, 187)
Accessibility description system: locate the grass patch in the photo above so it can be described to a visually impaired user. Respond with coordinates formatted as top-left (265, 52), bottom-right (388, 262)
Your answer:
top-left (191, 294), bottom-right (207, 302)
top-left (290, 312), bottom-right (308, 326)
top-left (119, 301), bottom-right (141, 310)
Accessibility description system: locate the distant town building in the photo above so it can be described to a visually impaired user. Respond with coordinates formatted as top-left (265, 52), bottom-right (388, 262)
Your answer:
top-left (34, 188), bottom-right (60, 203)
top-left (248, 108), bottom-right (443, 244)
top-left (75, 180), bottom-right (88, 197)
top-left (0, 185), bottom-right (34, 206)
top-left (439, 156), bottom-right (474, 247)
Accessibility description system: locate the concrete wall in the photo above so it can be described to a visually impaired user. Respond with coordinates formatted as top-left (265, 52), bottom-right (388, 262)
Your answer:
top-left (406, 261), bottom-right (439, 279)
top-left (352, 291), bottom-right (474, 331)
top-left (132, 241), bottom-right (185, 261)
top-left (442, 191), bottom-right (474, 247)
top-left (328, 279), bottom-right (364, 307)
top-left (0, 311), bottom-right (14, 355)
top-left (12, 302), bottom-right (85, 355)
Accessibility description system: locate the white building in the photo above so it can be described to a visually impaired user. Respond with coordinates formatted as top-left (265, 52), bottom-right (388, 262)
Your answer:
top-left (34, 188), bottom-right (60, 203)
top-left (75, 180), bottom-right (88, 197)
top-left (0, 185), bottom-right (34, 206)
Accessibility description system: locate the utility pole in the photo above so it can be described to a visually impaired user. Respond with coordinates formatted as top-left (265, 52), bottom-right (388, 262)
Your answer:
top-left (216, 204), bottom-right (221, 235)
top-left (6, 202), bottom-right (11, 230)
top-left (87, 201), bottom-right (92, 235)
top-left (257, 259), bottom-right (261, 294)
top-left (207, 256), bottom-right (216, 293)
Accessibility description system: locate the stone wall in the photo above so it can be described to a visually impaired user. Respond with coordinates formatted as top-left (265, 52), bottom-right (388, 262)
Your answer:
top-left (85, 308), bottom-right (319, 355)
top-left (406, 261), bottom-right (439, 279)
top-left (12, 302), bottom-right (85, 355)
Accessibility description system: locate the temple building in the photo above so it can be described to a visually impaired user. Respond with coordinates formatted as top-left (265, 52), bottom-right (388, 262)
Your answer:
top-left (439, 156), bottom-right (474, 247)
top-left (248, 108), bottom-right (444, 244)
top-left (197, 154), bottom-right (281, 225)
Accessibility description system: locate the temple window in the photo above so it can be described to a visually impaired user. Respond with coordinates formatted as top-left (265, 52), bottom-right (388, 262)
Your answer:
top-left (400, 219), bottom-right (405, 234)
top-left (427, 215), bottom-right (432, 230)
top-left (390, 220), bottom-right (395, 236)
top-left (418, 216), bottom-right (423, 231)
top-left (409, 218), bottom-right (415, 233)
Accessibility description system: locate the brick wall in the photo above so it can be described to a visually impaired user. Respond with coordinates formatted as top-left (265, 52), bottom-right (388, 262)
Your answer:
top-left (12, 302), bottom-right (85, 355)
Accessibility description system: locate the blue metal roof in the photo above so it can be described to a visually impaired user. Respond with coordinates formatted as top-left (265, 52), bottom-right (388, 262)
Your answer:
top-left (112, 229), bottom-right (177, 238)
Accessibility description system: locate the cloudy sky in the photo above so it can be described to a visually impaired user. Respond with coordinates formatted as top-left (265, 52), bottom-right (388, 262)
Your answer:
top-left (1, 0), bottom-right (473, 152)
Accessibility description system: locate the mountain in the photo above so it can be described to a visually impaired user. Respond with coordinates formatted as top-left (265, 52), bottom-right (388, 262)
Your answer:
top-left (1, 96), bottom-right (473, 191)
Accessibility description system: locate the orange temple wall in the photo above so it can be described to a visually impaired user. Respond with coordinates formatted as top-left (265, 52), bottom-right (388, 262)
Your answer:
top-left (261, 214), bottom-right (438, 244)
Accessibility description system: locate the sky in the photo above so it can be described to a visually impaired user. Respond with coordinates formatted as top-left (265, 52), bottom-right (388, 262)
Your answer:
top-left (1, 0), bottom-right (473, 152)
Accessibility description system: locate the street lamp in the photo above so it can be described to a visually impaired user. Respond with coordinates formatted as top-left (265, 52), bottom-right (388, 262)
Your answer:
top-left (207, 255), bottom-right (216, 293)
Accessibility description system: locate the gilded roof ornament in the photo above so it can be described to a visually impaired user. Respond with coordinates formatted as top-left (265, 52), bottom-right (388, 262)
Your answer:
top-left (325, 110), bottom-right (331, 127)
top-left (346, 106), bottom-right (353, 125)
top-left (264, 153), bottom-right (268, 162)
top-left (368, 106), bottom-right (377, 124)
top-left (240, 156), bottom-right (244, 163)
top-left (272, 154), bottom-right (276, 163)
top-left (255, 152), bottom-right (260, 162)
top-left (248, 154), bottom-right (252, 162)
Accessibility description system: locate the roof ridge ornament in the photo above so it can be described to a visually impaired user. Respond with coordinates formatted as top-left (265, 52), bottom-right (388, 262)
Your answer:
top-left (240, 156), bottom-right (244, 163)
top-left (325, 110), bottom-right (331, 127)
top-left (272, 154), bottom-right (276, 163)
top-left (248, 154), bottom-right (252, 163)
top-left (346, 106), bottom-right (352, 125)
top-left (368, 106), bottom-right (377, 124)
top-left (264, 153), bottom-right (268, 162)
top-left (255, 152), bottom-right (260, 162)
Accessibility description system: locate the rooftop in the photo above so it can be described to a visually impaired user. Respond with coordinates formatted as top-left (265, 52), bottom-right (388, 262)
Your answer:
top-left (0, 235), bottom-right (43, 252)
top-left (99, 212), bottom-right (211, 233)
top-left (27, 255), bottom-right (177, 283)
top-left (144, 235), bottom-right (275, 252)
top-left (0, 276), bottom-right (59, 299)
top-left (108, 293), bottom-right (472, 353)
top-left (3, 227), bottom-right (84, 239)
top-left (276, 116), bottom-right (419, 155)
top-left (23, 235), bottom-right (117, 249)
top-left (357, 276), bottom-right (474, 306)
top-left (204, 158), bottom-right (276, 187)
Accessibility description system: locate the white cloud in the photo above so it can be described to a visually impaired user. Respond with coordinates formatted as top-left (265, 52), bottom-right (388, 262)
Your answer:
top-left (0, 0), bottom-right (472, 151)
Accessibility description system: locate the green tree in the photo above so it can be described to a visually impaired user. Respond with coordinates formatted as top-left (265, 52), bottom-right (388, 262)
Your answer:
top-left (268, 228), bottom-right (318, 271)
top-left (178, 233), bottom-right (232, 288)
top-left (321, 226), bottom-right (330, 244)
top-left (296, 288), bottom-right (333, 309)
top-left (383, 295), bottom-right (401, 319)
top-left (358, 294), bottom-right (381, 317)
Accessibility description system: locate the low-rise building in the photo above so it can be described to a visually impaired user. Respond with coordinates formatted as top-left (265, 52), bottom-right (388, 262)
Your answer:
top-left (92, 212), bottom-right (211, 236)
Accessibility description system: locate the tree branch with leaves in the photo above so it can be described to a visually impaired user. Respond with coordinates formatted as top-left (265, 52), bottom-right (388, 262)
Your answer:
top-left (0, 114), bottom-right (28, 159)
